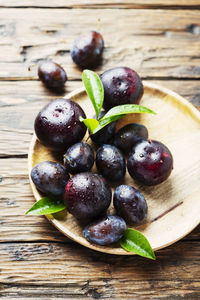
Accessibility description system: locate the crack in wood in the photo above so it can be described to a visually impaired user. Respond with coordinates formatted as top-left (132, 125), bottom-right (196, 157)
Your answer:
top-left (0, 154), bottom-right (28, 159)
top-left (150, 201), bottom-right (184, 223)
top-left (0, 5), bottom-right (200, 10)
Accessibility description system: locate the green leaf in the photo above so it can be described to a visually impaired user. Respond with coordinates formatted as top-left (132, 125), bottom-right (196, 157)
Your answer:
top-left (120, 228), bottom-right (156, 260)
top-left (26, 197), bottom-right (66, 215)
top-left (79, 117), bottom-right (99, 133)
top-left (82, 70), bottom-right (104, 119)
top-left (92, 104), bottom-right (156, 134)
top-left (102, 104), bottom-right (156, 120)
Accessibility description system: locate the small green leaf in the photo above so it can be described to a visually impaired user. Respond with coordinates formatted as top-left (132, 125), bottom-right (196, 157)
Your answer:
top-left (82, 70), bottom-right (104, 119)
top-left (120, 228), bottom-right (156, 260)
top-left (102, 104), bottom-right (156, 120)
top-left (26, 197), bottom-right (66, 215)
top-left (92, 104), bottom-right (156, 134)
top-left (79, 117), bottom-right (99, 133)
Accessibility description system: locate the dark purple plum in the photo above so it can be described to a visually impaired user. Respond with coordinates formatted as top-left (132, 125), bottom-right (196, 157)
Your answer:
top-left (70, 31), bottom-right (104, 68)
top-left (90, 110), bottom-right (116, 146)
top-left (127, 140), bottom-right (173, 185)
top-left (83, 215), bottom-right (127, 246)
top-left (34, 98), bottom-right (87, 151)
top-left (63, 142), bottom-right (94, 174)
top-left (114, 185), bottom-right (147, 225)
top-left (113, 123), bottom-right (148, 153)
top-left (38, 61), bottom-right (67, 89)
top-left (31, 161), bottom-right (70, 197)
top-left (63, 172), bottom-right (111, 223)
top-left (101, 67), bottom-right (143, 111)
top-left (96, 145), bottom-right (126, 182)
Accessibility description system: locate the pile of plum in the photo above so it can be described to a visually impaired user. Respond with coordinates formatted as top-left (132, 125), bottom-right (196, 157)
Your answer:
top-left (31, 31), bottom-right (173, 246)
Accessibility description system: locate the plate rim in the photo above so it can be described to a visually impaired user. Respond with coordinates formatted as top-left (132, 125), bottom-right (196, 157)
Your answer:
top-left (28, 81), bottom-right (200, 255)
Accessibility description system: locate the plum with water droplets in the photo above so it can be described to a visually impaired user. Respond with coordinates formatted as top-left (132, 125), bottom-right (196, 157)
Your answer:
top-left (31, 161), bottom-right (70, 197)
top-left (101, 67), bottom-right (143, 111)
top-left (70, 31), bottom-right (104, 68)
top-left (96, 144), bottom-right (126, 182)
top-left (114, 185), bottom-right (147, 224)
top-left (83, 215), bottom-right (127, 245)
top-left (113, 123), bottom-right (148, 153)
top-left (38, 60), bottom-right (67, 90)
top-left (127, 139), bottom-right (173, 185)
top-left (63, 142), bottom-right (94, 174)
top-left (34, 98), bottom-right (87, 151)
top-left (63, 172), bottom-right (112, 223)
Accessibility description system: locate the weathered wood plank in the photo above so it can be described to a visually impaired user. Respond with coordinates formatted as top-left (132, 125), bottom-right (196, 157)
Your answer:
top-left (0, 80), bottom-right (199, 136)
top-left (0, 80), bottom-right (200, 109)
top-left (0, 80), bottom-right (80, 108)
top-left (0, 9), bottom-right (199, 79)
top-left (0, 241), bottom-right (199, 299)
top-left (0, 0), bottom-right (199, 9)
top-left (0, 157), bottom-right (199, 243)
top-left (0, 4), bottom-right (198, 298)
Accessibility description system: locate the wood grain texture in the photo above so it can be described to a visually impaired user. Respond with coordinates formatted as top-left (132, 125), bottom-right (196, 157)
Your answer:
top-left (1, 80), bottom-right (200, 108)
top-left (0, 0), bottom-right (200, 9)
top-left (0, 9), bottom-right (199, 79)
top-left (0, 241), bottom-right (200, 299)
top-left (0, 2), bottom-right (199, 298)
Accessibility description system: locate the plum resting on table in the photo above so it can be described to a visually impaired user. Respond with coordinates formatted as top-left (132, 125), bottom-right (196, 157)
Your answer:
top-left (63, 142), bottom-right (94, 174)
top-left (96, 144), bottom-right (126, 182)
top-left (63, 172), bottom-right (112, 223)
top-left (114, 185), bottom-right (147, 225)
top-left (38, 60), bottom-right (67, 90)
top-left (113, 123), bottom-right (148, 153)
top-left (70, 31), bottom-right (104, 68)
top-left (34, 98), bottom-right (87, 152)
top-left (31, 161), bottom-right (70, 197)
top-left (83, 215), bottom-right (127, 246)
top-left (127, 139), bottom-right (173, 185)
top-left (90, 110), bottom-right (116, 146)
top-left (101, 67), bottom-right (144, 111)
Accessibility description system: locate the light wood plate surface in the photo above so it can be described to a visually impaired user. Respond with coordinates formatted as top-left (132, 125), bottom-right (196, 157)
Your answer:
top-left (28, 82), bottom-right (200, 255)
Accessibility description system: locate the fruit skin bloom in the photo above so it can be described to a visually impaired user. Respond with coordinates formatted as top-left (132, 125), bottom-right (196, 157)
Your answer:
top-left (70, 31), bottom-right (104, 68)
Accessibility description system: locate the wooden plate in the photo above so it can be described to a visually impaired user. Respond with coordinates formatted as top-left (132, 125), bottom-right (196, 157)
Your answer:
top-left (28, 82), bottom-right (200, 255)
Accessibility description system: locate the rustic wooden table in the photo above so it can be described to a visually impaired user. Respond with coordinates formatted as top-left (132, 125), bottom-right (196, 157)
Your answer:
top-left (0, 1), bottom-right (200, 299)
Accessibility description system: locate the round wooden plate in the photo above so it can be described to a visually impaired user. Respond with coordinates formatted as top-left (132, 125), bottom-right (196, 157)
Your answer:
top-left (28, 82), bottom-right (200, 255)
